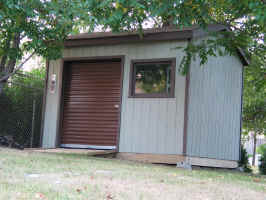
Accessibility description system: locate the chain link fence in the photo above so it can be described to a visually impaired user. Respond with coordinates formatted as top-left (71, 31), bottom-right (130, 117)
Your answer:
top-left (0, 71), bottom-right (45, 148)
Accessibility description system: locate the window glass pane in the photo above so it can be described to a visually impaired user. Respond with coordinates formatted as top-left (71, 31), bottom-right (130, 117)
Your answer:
top-left (134, 63), bottom-right (172, 94)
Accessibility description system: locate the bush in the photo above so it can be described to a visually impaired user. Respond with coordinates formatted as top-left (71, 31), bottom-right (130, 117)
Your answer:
top-left (259, 148), bottom-right (266, 175)
top-left (0, 68), bottom-right (45, 147)
top-left (238, 145), bottom-right (252, 173)
top-left (257, 144), bottom-right (266, 155)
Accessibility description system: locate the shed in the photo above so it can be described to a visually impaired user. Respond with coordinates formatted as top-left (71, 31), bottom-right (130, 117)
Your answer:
top-left (41, 25), bottom-right (248, 168)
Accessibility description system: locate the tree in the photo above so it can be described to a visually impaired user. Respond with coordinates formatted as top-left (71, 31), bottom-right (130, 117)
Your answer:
top-left (0, 0), bottom-right (265, 94)
top-left (242, 54), bottom-right (266, 165)
top-left (0, 0), bottom-right (86, 94)
top-left (85, 0), bottom-right (265, 73)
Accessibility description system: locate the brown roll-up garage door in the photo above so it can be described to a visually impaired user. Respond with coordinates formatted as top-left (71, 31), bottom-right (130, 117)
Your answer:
top-left (60, 59), bottom-right (122, 149)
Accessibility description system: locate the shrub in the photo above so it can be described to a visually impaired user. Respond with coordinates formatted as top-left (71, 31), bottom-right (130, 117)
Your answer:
top-left (238, 145), bottom-right (252, 173)
top-left (259, 148), bottom-right (266, 175)
top-left (257, 144), bottom-right (266, 155)
top-left (0, 68), bottom-right (45, 147)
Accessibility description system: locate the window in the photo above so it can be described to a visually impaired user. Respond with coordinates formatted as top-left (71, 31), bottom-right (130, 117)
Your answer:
top-left (129, 58), bottom-right (175, 98)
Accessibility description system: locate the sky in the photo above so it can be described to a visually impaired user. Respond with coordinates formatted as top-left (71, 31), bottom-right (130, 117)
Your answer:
top-left (22, 56), bottom-right (43, 72)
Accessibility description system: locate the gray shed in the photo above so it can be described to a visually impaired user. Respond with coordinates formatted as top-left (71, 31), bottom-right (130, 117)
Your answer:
top-left (41, 25), bottom-right (248, 168)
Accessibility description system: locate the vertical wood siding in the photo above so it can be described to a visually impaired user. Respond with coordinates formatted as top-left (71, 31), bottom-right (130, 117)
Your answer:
top-left (42, 41), bottom-right (186, 154)
top-left (186, 55), bottom-right (243, 161)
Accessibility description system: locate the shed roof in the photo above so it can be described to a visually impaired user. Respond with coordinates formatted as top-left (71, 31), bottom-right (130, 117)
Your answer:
top-left (65, 24), bottom-right (249, 65)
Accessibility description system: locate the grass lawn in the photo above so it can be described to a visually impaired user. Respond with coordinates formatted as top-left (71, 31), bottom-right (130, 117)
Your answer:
top-left (0, 148), bottom-right (265, 200)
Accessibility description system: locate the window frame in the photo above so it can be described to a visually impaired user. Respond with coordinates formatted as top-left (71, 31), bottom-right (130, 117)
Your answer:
top-left (129, 58), bottom-right (176, 98)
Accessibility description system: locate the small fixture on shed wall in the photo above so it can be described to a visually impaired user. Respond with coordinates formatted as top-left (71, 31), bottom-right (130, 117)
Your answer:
top-left (50, 74), bottom-right (56, 94)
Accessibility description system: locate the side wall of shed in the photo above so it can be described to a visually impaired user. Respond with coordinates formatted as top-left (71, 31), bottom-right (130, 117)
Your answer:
top-left (42, 41), bottom-right (187, 155)
top-left (186, 55), bottom-right (243, 161)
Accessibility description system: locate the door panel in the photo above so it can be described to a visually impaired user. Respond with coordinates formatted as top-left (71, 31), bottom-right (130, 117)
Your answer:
top-left (61, 61), bottom-right (122, 149)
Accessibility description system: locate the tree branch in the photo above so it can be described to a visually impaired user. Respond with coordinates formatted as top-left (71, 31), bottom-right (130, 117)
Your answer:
top-left (0, 55), bottom-right (8, 73)
top-left (0, 51), bottom-right (35, 83)
top-left (0, 36), bottom-right (12, 72)
top-left (6, 33), bottom-right (21, 74)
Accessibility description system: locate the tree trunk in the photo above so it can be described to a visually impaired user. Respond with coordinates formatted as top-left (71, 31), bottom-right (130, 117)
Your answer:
top-left (252, 132), bottom-right (257, 166)
top-left (0, 81), bottom-right (4, 95)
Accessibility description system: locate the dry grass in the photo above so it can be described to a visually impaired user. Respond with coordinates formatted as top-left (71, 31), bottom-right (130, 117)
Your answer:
top-left (0, 148), bottom-right (265, 200)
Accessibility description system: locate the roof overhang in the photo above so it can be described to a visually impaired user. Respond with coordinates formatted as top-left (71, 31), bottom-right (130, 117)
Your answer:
top-left (64, 24), bottom-right (249, 66)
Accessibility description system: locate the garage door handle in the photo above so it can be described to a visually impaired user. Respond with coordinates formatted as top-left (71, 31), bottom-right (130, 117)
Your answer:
top-left (114, 105), bottom-right (119, 108)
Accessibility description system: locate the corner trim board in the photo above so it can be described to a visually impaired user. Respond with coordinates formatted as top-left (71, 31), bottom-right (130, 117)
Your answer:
top-left (239, 62), bottom-right (244, 160)
top-left (55, 59), bottom-right (64, 147)
top-left (182, 64), bottom-right (190, 155)
top-left (40, 60), bottom-right (50, 147)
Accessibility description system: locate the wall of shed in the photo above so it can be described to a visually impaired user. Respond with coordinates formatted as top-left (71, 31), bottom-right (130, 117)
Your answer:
top-left (186, 55), bottom-right (243, 161)
top-left (42, 60), bottom-right (63, 148)
top-left (42, 41), bottom-right (187, 155)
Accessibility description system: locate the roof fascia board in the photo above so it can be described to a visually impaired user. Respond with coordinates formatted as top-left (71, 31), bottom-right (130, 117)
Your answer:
top-left (64, 30), bottom-right (193, 48)
top-left (64, 24), bottom-right (249, 66)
